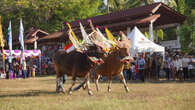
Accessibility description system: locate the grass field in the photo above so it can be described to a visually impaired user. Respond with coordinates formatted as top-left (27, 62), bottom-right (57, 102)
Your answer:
top-left (0, 76), bottom-right (195, 110)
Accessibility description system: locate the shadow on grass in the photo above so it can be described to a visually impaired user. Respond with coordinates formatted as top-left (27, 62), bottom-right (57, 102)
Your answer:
top-left (0, 90), bottom-right (59, 98)
top-left (126, 79), bottom-right (195, 84)
top-left (97, 79), bottom-right (195, 84)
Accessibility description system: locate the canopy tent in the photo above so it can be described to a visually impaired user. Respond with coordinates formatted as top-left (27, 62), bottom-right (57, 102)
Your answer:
top-left (127, 26), bottom-right (165, 56)
top-left (0, 50), bottom-right (41, 58)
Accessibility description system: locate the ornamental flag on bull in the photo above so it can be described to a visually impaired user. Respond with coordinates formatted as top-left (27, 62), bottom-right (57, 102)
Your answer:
top-left (68, 30), bottom-right (80, 49)
top-left (105, 28), bottom-right (117, 45)
top-left (66, 22), bottom-right (80, 47)
top-left (64, 43), bottom-right (75, 53)
top-left (96, 27), bottom-right (115, 48)
top-left (8, 21), bottom-right (12, 63)
top-left (0, 16), bottom-right (5, 61)
top-left (79, 22), bottom-right (92, 45)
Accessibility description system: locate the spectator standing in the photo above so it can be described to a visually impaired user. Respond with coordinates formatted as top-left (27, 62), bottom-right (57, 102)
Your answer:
top-left (12, 61), bottom-right (17, 78)
top-left (5, 63), bottom-right (9, 79)
top-left (18, 69), bottom-right (23, 79)
top-left (123, 63), bottom-right (131, 82)
top-left (32, 64), bottom-right (36, 78)
top-left (156, 56), bottom-right (162, 80)
top-left (123, 63), bottom-right (130, 82)
top-left (175, 55), bottom-right (183, 80)
top-left (16, 62), bottom-right (20, 78)
top-left (151, 54), bottom-right (158, 79)
top-left (188, 56), bottom-right (193, 78)
top-left (138, 54), bottom-right (145, 82)
top-left (170, 57), bottom-right (177, 80)
top-left (182, 55), bottom-right (189, 80)
top-left (131, 62), bottom-right (137, 80)
top-left (145, 54), bottom-right (151, 80)
top-left (9, 69), bottom-right (14, 79)
top-left (164, 57), bottom-right (171, 80)
top-left (0, 68), bottom-right (6, 79)
top-left (134, 57), bottom-right (139, 80)
top-left (22, 60), bottom-right (27, 79)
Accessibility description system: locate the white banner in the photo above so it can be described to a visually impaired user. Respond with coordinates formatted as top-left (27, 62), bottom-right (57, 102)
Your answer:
top-left (0, 50), bottom-right (41, 58)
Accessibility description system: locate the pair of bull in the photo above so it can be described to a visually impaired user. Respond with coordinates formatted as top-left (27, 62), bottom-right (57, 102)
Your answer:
top-left (53, 31), bottom-right (133, 95)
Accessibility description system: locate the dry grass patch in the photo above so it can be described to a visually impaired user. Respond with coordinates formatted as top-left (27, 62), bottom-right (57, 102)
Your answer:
top-left (0, 76), bottom-right (195, 110)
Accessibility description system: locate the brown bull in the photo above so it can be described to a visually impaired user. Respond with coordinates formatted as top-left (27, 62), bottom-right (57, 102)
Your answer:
top-left (53, 42), bottom-right (105, 95)
top-left (94, 32), bottom-right (133, 92)
top-left (74, 31), bottom-right (133, 93)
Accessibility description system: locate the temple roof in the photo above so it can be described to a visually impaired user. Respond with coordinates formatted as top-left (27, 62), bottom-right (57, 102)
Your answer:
top-left (38, 2), bottom-right (185, 43)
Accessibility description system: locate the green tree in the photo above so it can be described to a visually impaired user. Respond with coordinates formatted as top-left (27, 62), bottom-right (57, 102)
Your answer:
top-left (159, 0), bottom-right (195, 52)
top-left (102, 0), bottom-right (142, 12)
top-left (143, 0), bottom-right (154, 5)
top-left (0, 0), bottom-right (103, 45)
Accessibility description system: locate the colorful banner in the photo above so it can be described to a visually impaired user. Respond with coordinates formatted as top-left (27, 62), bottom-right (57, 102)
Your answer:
top-left (80, 22), bottom-right (92, 45)
top-left (0, 50), bottom-right (41, 58)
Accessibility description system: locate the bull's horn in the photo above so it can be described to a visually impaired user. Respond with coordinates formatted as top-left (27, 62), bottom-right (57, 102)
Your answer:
top-left (120, 31), bottom-right (128, 41)
top-left (88, 19), bottom-right (95, 31)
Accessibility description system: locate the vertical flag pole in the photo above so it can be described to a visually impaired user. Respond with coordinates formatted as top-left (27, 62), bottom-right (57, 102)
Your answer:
top-left (88, 19), bottom-right (95, 31)
top-left (0, 16), bottom-right (5, 71)
top-left (19, 18), bottom-right (25, 65)
top-left (8, 21), bottom-right (12, 63)
top-left (34, 35), bottom-right (37, 49)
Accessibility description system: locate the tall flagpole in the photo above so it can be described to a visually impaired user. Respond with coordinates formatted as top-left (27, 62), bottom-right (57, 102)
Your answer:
top-left (8, 21), bottom-right (12, 63)
top-left (0, 16), bottom-right (5, 71)
top-left (19, 18), bottom-right (25, 64)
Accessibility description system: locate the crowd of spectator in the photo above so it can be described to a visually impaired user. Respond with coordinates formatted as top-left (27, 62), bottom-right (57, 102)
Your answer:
top-left (123, 50), bottom-right (195, 82)
top-left (0, 57), bottom-right (39, 79)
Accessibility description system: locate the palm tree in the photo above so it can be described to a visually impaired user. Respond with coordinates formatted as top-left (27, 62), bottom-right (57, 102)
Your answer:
top-left (104, 0), bottom-right (142, 12)
top-left (143, 0), bottom-right (154, 5)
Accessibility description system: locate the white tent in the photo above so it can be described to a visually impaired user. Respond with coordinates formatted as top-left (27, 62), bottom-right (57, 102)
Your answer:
top-left (127, 26), bottom-right (165, 56)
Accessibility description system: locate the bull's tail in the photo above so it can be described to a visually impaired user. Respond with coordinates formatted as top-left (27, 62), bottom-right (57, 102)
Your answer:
top-left (72, 80), bottom-right (87, 91)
